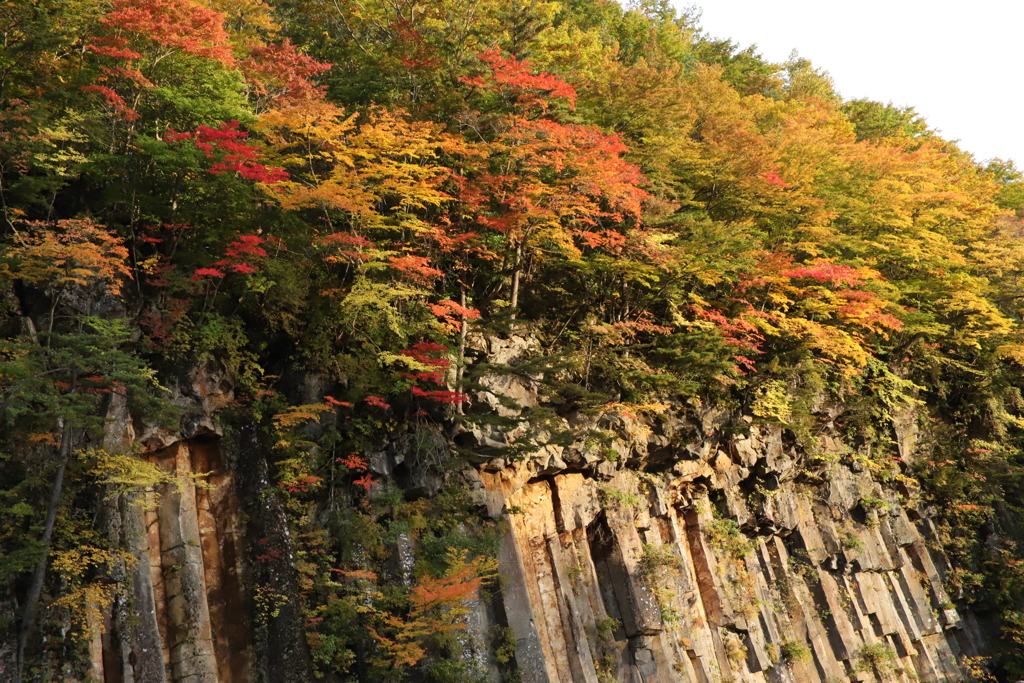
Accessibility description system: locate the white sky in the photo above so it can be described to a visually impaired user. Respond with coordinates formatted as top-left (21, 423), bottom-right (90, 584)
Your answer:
top-left (690, 0), bottom-right (1024, 166)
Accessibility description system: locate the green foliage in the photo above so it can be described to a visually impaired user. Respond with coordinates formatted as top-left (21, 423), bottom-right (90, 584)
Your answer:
top-left (858, 643), bottom-right (897, 675)
top-left (986, 159), bottom-right (1024, 212)
top-left (423, 658), bottom-right (489, 683)
top-left (705, 518), bottom-right (752, 558)
top-left (859, 496), bottom-right (891, 514)
top-left (491, 625), bottom-right (521, 682)
top-left (842, 99), bottom-right (930, 141)
top-left (598, 485), bottom-right (640, 510)
top-left (840, 533), bottom-right (865, 551)
top-left (406, 487), bottom-right (505, 577)
top-left (637, 543), bottom-right (682, 586)
top-left (780, 640), bottom-right (812, 663)
top-left (637, 543), bottom-right (683, 622)
top-left (591, 616), bottom-right (620, 682)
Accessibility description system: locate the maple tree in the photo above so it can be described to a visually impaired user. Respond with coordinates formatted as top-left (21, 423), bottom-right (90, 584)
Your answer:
top-left (98, 0), bottom-right (236, 65)
top-left (6, 219), bottom-right (131, 297)
top-left (82, 0), bottom-right (237, 123)
top-left (241, 39), bottom-right (333, 112)
top-left (255, 101), bottom-right (465, 221)
top-left (165, 121), bottom-right (289, 184)
top-left (455, 51), bottom-right (650, 312)
top-left (366, 552), bottom-right (496, 669)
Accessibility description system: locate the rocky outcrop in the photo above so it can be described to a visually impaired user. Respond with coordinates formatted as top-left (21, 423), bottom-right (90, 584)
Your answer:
top-left (90, 365), bottom-right (252, 683)
top-left (83, 342), bottom-right (990, 683)
top-left (457, 334), bottom-right (988, 682)
top-left (479, 428), bottom-right (982, 682)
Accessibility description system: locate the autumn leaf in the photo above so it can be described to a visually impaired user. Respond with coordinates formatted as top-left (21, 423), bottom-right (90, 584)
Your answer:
top-left (8, 219), bottom-right (132, 295)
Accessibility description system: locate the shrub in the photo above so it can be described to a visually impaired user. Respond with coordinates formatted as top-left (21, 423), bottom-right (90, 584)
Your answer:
top-left (841, 533), bottom-right (865, 551)
top-left (781, 640), bottom-right (812, 663)
top-left (859, 643), bottom-right (897, 675)
top-left (706, 518), bottom-right (753, 557)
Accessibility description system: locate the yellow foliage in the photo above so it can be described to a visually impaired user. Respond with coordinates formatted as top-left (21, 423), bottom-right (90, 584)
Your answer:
top-left (272, 402), bottom-right (334, 429)
top-left (82, 449), bottom-right (184, 508)
top-left (7, 219), bottom-right (131, 295)
top-left (31, 116), bottom-right (89, 178)
top-left (599, 401), bottom-right (671, 415)
top-left (996, 344), bottom-right (1024, 366)
top-left (934, 289), bottom-right (1015, 347)
top-left (256, 101), bottom-right (472, 227)
top-left (202, 0), bottom-right (279, 42)
top-left (779, 317), bottom-right (869, 374)
top-left (751, 380), bottom-right (792, 424)
top-left (51, 545), bottom-right (134, 637)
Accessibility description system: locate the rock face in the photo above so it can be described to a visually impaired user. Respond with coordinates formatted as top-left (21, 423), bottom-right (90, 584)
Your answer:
top-left (457, 334), bottom-right (988, 682)
top-left (90, 365), bottom-right (253, 683)
top-left (95, 436), bottom-right (252, 683)
top-left (85, 348), bottom-right (990, 683)
top-left (480, 430), bottom-right (983, 683)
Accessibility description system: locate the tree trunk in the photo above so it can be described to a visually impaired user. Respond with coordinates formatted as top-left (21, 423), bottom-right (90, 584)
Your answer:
top-left (456, 289), bottom-right (469, 415)
top-left (17, 374), bottom-right (75, 680)
top-left (509, 243), bottom-right (523, 318)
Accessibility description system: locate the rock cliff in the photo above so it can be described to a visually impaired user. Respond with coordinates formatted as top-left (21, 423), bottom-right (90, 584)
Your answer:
top-left (479, 428), bottom-right (980, 683)
top-left (77, 338), bottom-right (991, 683)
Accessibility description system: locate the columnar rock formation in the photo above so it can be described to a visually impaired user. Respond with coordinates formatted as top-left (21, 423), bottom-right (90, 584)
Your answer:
top-left (478, 432), bottom-right (980, 682)
top-left (82, 344), bottom-right (988, 683)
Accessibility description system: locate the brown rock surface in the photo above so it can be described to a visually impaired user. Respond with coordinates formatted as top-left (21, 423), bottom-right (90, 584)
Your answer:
top-left (80, 351), bottom-right (990, 683)
top-left (479, 418), bottom-right (987, 683)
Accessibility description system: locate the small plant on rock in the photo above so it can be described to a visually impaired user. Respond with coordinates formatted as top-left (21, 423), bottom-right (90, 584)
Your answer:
top-left (781, 640), bottom-right (812, 663)
top-left (841, 532), bottom-right (865, 551)
top-left (859, 642), bottom-right (897, 677)
top-left (592, 617), bottom-right (620, 682)
top-left (706, 518), bottom-right (752, 558)
top-left (859, 496), bottom-right (891, 513)
top-left (723, 630), bottom-right (748, 664)
top-left (599, 485), bottom-right (640, 509)
top-left (637, 543), bottom-right (683, 622)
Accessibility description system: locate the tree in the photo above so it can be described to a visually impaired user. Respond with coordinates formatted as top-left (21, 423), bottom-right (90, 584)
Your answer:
top-left (360, 549), bottom-right (497, 674)
top-left (0, 219), bottom-right (168, 676)
top-left (456, 50), bottom-right (649, 313)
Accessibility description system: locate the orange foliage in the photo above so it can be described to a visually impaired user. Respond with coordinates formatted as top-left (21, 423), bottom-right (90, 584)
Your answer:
top-left (461, 50), bottom-right (577, 114)
top-left (388, 255), bottom-right (443, 283)
top-left (99, 0), bottom-right (235, 65)
top-left (241, 39), bottom-right (332, 110)
top-left (363, 551), bottom-right (497, 670)
top-left (8, 219), bottom-right (131, 296)
top-left (427, 298), bottom-right (480, 331)
top-left (457, 51), bottom-right (650, 285)
top-left (272, 402), bottom-right (333, 429)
